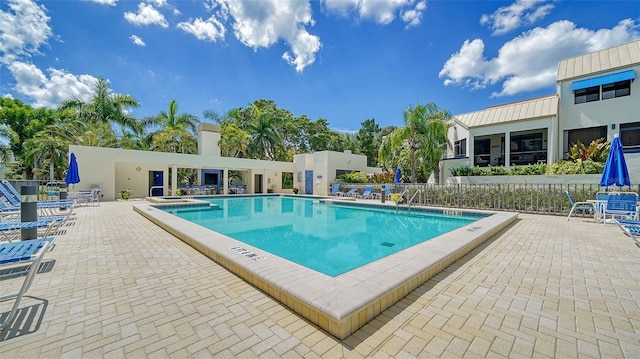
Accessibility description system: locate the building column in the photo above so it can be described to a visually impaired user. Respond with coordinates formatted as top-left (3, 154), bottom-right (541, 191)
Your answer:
top-left (223, 168), bottom-right (229, 195)
top-left (505, 132), bottom-right (511, 169)
top-left (468, 134), bottom-right (474, 166)
top-left (171, 165), bottom-right (177, 196)
top-left (262, 169), bottom-right (268, 194)
top-left (548, 117), bottom-right (557, 163)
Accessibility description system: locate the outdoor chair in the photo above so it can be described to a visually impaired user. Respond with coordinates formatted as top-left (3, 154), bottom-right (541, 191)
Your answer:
top-left (357, 185), bottom-right (374, 199)
top-left (614, 219), bottom-right (640, 247)
top-left (339, 189), bottom-right (357, 197)
top-left (0, 237), bottom-right (55, 330)
top-left (0, 181), bottom-right (76, 210)
top-left (603, 192), bottom-right (638, 226)
top-left (565, 191), bottom-right (595, 221)
top-left (329, 184), bottom-right (341, 196)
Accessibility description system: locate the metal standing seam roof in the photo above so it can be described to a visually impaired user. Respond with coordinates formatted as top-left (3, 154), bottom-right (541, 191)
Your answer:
top-left (557, 40), bottom-right (640, 82)
top-left (453, 95), bottom-right (558, 129)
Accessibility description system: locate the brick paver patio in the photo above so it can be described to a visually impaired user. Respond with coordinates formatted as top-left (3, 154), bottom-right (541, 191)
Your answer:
top-left (1, 200), bottom-right (638, 358)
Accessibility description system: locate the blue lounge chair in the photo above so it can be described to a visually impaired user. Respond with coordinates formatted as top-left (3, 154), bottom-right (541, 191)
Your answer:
top-left (603, 192), bottom-right (638, 225)
top-left (0, 237), bottom-right (55, 330)
top-left (614, 219), bottom-right (640, 247)
top-left (329, 184), bottom-right (341, 196)
top-left (0, 182), bottom-right (76, 210)
top-left (357, 185), bottom-right (374, 199)
top-left (566, 191), bottom-right (595, 221)
top-left (373, 184), bottom-right (392, 200)
top-left (340, 189), bottom-right (357, 197)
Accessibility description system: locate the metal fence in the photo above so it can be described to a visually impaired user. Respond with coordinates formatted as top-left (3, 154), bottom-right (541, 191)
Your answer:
top-left (334, 183), bottom-right (640, 216)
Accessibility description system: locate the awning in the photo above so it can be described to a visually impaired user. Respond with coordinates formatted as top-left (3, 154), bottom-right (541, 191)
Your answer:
top-left (572, 70), bottom-right (635, 91)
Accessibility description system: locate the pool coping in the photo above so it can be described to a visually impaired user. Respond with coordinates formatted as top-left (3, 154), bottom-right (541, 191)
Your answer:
top-left (133, 196), bottom-right (518, 339)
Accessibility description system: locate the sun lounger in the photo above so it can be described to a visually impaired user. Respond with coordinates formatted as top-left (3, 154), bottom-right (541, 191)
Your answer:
top-left (357, 185), bottom-right (374, 199)
top-left (329, 184), bottom-right (341, 196)
top-left (0, 237), bottom-right (55, 330)
top-left (339, 189), bottom-right (357, 197)
top-left (603, 192), bottom-right (638, 225)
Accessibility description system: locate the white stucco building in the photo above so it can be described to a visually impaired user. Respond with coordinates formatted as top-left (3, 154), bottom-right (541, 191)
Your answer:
top-left (70, 124), bottom-right (379, 200)
top-left (442, 39), bottom-right (640, 184)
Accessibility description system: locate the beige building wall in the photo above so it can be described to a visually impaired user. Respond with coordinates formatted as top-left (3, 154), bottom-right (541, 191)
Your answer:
top-left (557, 63), bottom-right (640, 154)
top-left (197, 123), bottom-right (221, 156)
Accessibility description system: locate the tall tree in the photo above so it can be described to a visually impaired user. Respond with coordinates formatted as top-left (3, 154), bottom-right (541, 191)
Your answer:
top-left (356, 118), bottom-right (381, 166)
top-left (23, 124), bottom-right (68, 181)
top-left (0, 98), bottom-right (59, 179)
top-left (378, 103), bottom-right (452, 183)
top-left (242, 102), bottom-right (284, 160)
top-left (59, 77), bottom-right (141, 133)
top-left (144, 100), bottom-right (200, 154)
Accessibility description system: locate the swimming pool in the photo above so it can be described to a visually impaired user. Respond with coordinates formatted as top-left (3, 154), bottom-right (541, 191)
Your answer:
top-left (135, 195), bottom-right (518, 339)
top-left (163, 196), bottom-right (482, 276)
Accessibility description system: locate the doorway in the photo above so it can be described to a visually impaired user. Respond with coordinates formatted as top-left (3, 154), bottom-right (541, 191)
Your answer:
top-left (254, 174), bottom-right (263, 193)
top-left (305, 170), bottom-right (313, 195)
top-left (149, 171), bottom-right (163, 196)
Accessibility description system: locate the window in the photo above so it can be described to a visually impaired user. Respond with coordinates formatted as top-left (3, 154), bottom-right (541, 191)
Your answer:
top-left (474, 138), bottom-right (490, 166)
top-left (574, 86), bottom-right (599, 104)
top-left (281, 172), bottom-right (293, 189)
top-left (454, 138), bottom-right (466, 157)
top-left (511, 133), bottom-right (543, 153)
top-left (602, 80), bottom-right (631, 100)
top-left (474, 139), bottom-right (490, 155)
top-left (620, 122), bottom-right (640, 150)
top-left (566, 126), bottom-right (606, 155)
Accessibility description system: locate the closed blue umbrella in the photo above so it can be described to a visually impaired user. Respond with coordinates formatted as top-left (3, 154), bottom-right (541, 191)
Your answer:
top-left (65, 153), bottom-right (80, 185)
top-left (394, 167), bottom-right (401, 183)
top-left (599, 134), bottom-right (630, 187)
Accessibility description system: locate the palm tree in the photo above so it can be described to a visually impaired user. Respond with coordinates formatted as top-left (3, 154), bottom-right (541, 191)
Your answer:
top-left (145, 99), bottom-right (200, 134)
top-left (23, 124), bottom-right (68, 181)
top-left (379, 103), bottom-right (452, 183)
top-left (59, 77), bottom-right (141, 133)
top-left (144, 100), bottom-right (199, 154)
top-left (246, 103), bottom-right (282, 160)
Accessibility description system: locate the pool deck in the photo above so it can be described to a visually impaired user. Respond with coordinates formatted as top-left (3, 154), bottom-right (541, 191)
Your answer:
top-left (1, 199), bottom-right (639, 357)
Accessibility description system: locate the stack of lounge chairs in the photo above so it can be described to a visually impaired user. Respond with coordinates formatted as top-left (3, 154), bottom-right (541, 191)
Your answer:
top-left (0, 181), bottom-right (72, 331)
top-left (0, 181), bottom-right (76, 242)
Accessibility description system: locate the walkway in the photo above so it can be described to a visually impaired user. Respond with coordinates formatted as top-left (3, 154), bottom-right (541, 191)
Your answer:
top-left (1, 200), bottom-right (638, 358)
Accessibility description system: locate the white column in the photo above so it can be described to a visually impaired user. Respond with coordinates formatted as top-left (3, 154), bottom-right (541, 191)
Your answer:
top-left (171, 165), bottom-right (177, 196)
top-left (505, 132), bottom-right (511, 169)
top-left (468, 135), bottom-right (474, 166)
top-left (548, 117), bottom-right (557, 163)
top-left (262, 169), bottom-right (268, 194)
top-left (223, 168), bottom-right (229, 195)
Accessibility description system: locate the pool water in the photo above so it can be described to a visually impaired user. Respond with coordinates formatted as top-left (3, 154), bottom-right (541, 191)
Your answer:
top-left (163, 196), bottom-right (481, 276)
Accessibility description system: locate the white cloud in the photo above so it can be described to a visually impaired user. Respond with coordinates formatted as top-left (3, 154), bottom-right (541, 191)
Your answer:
top-left (84, 0), bottom-right (118, 6)
top-left (129, 34), bottom-right (145, 46)
top-left (8, 61), bottom-right (97, 108)
top-left (177, 16), bottom-right (225, 42)
top-left (211, 0), bottom-right (320, 72)
top-left (323, 0), bottom-right (425, 27)
top-left (124, 2), bottom-right (168, 28)
top-left (480, 0), bottom-right (555, 35)
top-left (146, 0), bottom-right (166, 7)
top-left (439, 19), bottom-right (640, 97)
top-left (401, 1), bottom-right (426, 29)
top-left (0, 0), bottom-right (52, 64)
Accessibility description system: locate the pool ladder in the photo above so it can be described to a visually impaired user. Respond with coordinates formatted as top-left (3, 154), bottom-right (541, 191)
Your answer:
top-left (396, 188), bottom-right (421, 215)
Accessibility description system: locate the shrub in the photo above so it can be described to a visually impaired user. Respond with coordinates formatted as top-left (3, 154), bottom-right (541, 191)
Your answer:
top-left (545, 160), bottom-right (604, 175)
top-left (339, 171), bottom-right (369, 183)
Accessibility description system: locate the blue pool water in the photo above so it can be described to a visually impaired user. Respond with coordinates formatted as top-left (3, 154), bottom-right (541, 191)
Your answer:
top-left (163, 196), bottom-right (483, 276)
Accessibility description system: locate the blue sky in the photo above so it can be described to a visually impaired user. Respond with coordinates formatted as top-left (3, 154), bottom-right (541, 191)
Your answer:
top-left (1, 0), bottom-right (639, 133)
